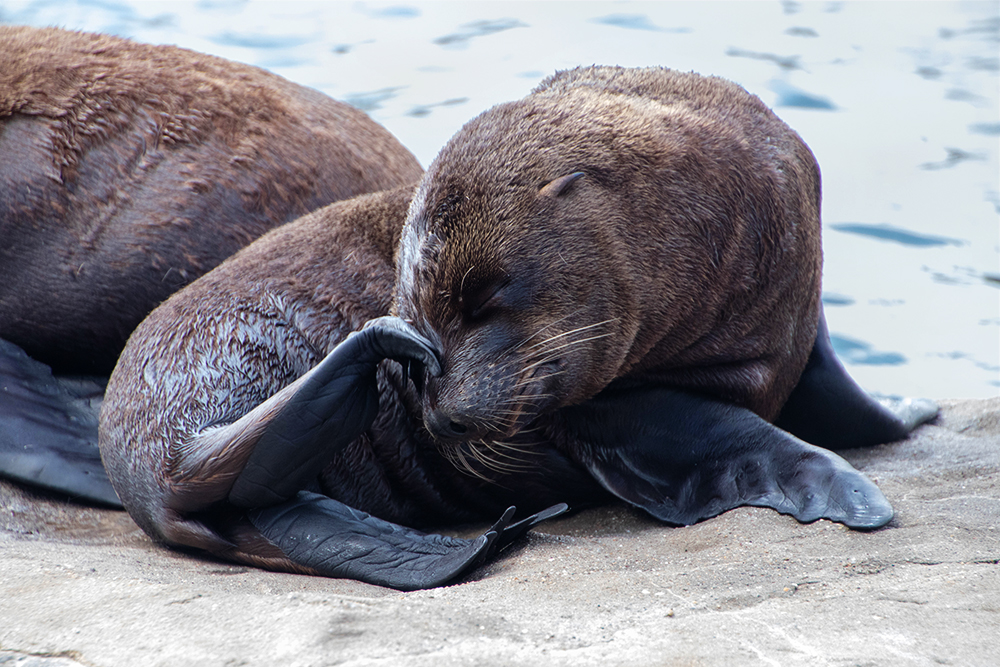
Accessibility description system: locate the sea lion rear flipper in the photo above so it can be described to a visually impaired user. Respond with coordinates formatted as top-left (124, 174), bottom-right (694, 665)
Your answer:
top-left (774, 309), bottom-right (939, 450)
top-left (246, 493), bottom-right (564, 590)
top-left (0, 338), bottom-right (121, 507)
top-left (226, 317), bottom-right (442, 508)
top-left (246, 491), bottom-right (494, 590)
top-left (564, 386), bottom-right (893, 529)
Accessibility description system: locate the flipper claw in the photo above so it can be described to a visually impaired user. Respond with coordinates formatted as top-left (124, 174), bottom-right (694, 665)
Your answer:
top-left (477, 503), bottom-right (570, 564)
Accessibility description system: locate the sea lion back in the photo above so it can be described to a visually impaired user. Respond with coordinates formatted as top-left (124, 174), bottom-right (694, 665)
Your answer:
top-left (0, 25), bottom-right (422, 375)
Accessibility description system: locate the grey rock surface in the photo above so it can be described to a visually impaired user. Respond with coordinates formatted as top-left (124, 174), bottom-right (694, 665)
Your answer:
top-left (1, 398), bottom-right (997, 666)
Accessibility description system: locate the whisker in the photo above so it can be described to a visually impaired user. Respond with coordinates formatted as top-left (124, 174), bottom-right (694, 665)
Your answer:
top-left (513, 371), bottom-right (564, 389)
top-left (483, 439), bottom-right (533, 458)
top-left (469, 439), bottom-right (534, 473)
top-left (525, 318), bottom-right (618, 353)
top-left (442, 444), bottom-right (493, 482)
top-left (520, 332), bottom-right (615, 374)
top-left (531, 330), bottom-right (616, 356)
top-left (459, 265), bottom-right (476, 295)
top-left (510, 309), bottom-right (587, 352)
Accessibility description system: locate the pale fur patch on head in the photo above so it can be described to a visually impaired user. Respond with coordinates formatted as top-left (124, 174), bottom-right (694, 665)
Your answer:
top-left (395, 186), bottom-right (428, 306)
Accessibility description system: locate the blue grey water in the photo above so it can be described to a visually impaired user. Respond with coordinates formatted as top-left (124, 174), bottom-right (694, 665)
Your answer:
top-left (3, 0), bottom-right (997, 400)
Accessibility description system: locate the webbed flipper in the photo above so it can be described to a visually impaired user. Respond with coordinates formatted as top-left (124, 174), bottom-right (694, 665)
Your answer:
top-left (227, 316), bottom-right (442, 508)
top-left (0, 338), bottom-right (121, 507)
top-left (247, 495), bottom-right (567, 590)
top-left (563, 385), bottom-right (893, 529)
top-left (247, 491), bottom-right (496, 590)
top-left (212, 317), bottom-right (564, 589)
top-left (775, 309), bottom-right (939, 449)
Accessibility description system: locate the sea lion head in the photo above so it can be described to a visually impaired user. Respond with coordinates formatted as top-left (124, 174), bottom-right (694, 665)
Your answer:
top-left (394, 95), bottom-right (646, 449)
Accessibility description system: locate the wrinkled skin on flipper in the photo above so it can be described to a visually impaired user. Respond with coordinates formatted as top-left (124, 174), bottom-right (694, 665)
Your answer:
top-left (247, 494), bottom-right (567, 591)
top-left (559, 382), bottom-right (895, 530)
top-left (120, 317), bottom-right (566, 590)
top-left (0, 338), bottom-right (120, 506)
top-left (775, 311), bottom-right (939, 450)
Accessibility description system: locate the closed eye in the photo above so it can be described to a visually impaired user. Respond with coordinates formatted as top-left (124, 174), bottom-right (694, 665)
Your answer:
top-left (462, 277), bottom-right (510, 321)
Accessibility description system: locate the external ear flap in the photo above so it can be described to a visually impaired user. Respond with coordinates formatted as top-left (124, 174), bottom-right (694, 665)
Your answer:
top-left (538, 172), bottom-right (584, 199)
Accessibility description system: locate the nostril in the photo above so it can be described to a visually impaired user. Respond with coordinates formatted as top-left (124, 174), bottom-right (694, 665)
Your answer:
top-left (425, 408), bottom-right (474, 441)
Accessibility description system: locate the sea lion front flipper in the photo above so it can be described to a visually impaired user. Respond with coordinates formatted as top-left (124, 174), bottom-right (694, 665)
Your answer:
top-left (0, 338), bottom-right (121, 507)
top-left (562, 386), bottom-right (893, 530)
top-left (775, 309), bottom-right (939, 450)
top-left (247, 491), bottom-right (499, 590)
top-left (227, 317), bottom-right (441, 508)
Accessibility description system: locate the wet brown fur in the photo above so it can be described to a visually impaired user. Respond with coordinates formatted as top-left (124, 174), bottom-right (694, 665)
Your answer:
top-left (0, 26), bottom-right (422, 374)
top-left (396, 66), bottom-right (822, 441)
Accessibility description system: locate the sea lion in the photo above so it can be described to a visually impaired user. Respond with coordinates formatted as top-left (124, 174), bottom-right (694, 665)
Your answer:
top-left (98, 67), bottom-right (937, 590)
top-left (0, 26), bottom-right (422, 505)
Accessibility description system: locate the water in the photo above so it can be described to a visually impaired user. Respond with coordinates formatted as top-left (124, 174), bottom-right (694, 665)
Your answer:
top-left (3, 0), bottom-right (997, 400)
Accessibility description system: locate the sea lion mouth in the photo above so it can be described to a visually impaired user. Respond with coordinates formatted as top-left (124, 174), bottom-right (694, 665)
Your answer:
top-left (425, 363), bottom-right (557, 482)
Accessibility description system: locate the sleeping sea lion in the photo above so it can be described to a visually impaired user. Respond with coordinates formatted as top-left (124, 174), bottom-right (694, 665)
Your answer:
top-left (98, 66), bottom-right (937, 590)
top-left (0, 26), bottom-right (422, 505)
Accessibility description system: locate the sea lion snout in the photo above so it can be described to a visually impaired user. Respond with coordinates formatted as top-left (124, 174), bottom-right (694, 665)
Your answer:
top-left (419, 357), bottom-right (525, 444)
top-left (423, 405), bottom-right (473, 442)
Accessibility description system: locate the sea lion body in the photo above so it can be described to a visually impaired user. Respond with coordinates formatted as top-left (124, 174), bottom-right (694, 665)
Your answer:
top-left (0, 25), bottom-right (422, 375)
top-left (98, 67), bottom-right (937, 589)
top-left (0, 26), bottom-right (421, 504)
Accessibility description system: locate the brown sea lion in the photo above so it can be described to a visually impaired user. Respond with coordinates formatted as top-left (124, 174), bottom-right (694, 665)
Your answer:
top-left (0, 26), bottom-right (422, 505)
top-left (98, 67), bottom-right (937, 590)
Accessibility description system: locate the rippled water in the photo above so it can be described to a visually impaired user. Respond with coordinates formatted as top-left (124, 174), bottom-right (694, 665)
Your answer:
top-left (3, 0), bottom-right (998, 399)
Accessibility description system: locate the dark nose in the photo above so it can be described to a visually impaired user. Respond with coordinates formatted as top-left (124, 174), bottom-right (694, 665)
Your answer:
top-left (424, 408), bottom-right (472, 442)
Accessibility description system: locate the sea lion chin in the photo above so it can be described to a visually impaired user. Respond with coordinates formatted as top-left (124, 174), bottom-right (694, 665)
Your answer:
top-left (394, 65), bottom-right (823, 446)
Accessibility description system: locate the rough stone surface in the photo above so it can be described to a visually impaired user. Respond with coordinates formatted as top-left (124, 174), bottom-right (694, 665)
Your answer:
top-left (1, 398), bottom-right (997, 666)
